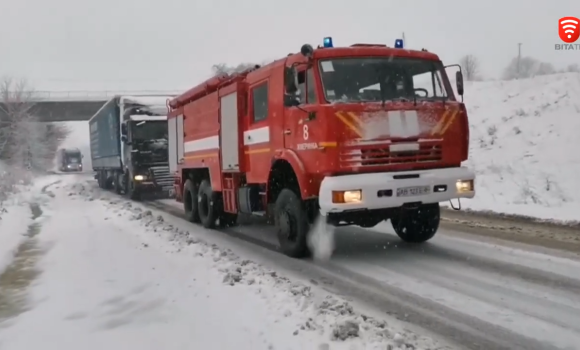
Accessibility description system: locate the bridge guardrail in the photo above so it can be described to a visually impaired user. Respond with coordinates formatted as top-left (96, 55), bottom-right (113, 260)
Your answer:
top-left (26, 90), bottom-right (184, 101)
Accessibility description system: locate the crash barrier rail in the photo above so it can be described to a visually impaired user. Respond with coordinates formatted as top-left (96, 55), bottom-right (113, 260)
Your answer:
top-left (23, 90), bottom-right (184, 102)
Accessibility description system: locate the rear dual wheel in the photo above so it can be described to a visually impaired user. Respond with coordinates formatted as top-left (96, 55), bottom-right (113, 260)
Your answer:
top-left (183, 179), bottom-right (237, 228)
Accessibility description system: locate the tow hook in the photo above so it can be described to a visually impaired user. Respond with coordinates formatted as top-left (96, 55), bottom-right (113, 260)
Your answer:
top-left (449, 198), bottom-right (462, 211)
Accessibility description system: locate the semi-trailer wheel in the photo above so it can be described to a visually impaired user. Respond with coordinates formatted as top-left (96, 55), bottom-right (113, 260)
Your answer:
top-left (114, 173), bottom-right (124, 194)
top-left (97, 171), bottom-right (106, 189)
top-left (391, 203), bottom-right (440, 243)
top-left (183, 179), bottom-right (200, 223)
top-left (274, 189), bottom-right (310, 258)
top-left (198, 179), bottom-right (219, 229)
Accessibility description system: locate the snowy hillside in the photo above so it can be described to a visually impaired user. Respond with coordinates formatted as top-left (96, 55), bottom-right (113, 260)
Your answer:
top-left (457, 72), bottom-right (580, 222)
top-left (51, 121), bottom-right (92, 171)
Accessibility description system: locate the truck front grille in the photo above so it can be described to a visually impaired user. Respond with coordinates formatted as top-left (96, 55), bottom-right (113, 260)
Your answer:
top-left (340, 141), bottom-right (443, 168)
top-left (150, 166), bottom-right (175, 192)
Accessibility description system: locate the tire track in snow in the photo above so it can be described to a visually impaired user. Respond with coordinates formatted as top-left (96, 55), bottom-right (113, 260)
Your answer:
top-left (0, 181), bottom-right (59, 326)
top-left (140, 200), bottom-right (561, 350)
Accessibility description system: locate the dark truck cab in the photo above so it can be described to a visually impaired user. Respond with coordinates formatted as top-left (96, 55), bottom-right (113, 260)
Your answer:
top-left (56, 148), bottom-right (83, 172)
top-left (120, 115), bottom-right (172, 199)
top-left (89, 95), bottom-right (175, 200)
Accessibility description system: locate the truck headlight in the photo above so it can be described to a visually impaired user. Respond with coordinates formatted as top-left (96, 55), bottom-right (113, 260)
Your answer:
top-left (134, 175), bottom-right (145, 181)
top-left (456, 180), bottom-right (474, 193)
top-left (332, 190), bottom-right (362, 203)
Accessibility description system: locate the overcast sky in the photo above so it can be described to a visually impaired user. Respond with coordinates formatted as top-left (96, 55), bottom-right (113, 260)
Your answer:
top-left (1, 0), bottom-right (578, 92)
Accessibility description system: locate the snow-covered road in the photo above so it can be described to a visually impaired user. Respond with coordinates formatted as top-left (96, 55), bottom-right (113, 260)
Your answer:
top-left (1, 173), bottom-right (579, 350)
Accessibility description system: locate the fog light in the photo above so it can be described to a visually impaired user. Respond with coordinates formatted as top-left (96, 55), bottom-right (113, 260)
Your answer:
top-left (134, 175), bottom-right (145, 181)
top-left (456, 180), bottom-right (474, 193)
top-left (332, 190), bottom-right (362, 203)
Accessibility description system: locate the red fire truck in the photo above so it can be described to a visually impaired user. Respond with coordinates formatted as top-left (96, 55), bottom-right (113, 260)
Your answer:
top-left (167, 38), bottom-right (475, 258)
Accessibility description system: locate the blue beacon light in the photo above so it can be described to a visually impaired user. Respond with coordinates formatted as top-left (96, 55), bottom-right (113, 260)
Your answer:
top-left (394, 39), bottom-right (404, 48)
top-left (323, 37), bottom-right (333, 48)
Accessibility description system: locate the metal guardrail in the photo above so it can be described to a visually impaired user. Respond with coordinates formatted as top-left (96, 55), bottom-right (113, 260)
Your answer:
top-left (25, 90), bottom-right (184, 101)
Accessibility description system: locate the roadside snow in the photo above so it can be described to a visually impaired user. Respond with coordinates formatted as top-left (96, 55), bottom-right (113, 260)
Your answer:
top-left (0, 177), bottom-right (443, 350)
top-left (0, 173), bottom-right (56, 275)
top-left (0, 194), bottom-right (32, 276)
top-left (445, 72), bottom-right (580, 222)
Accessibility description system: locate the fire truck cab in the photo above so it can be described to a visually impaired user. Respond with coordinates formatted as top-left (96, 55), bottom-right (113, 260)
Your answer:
top-left (167, 38), bottom-right (475, 258)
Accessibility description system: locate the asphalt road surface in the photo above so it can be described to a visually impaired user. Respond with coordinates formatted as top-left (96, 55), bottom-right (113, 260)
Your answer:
top-left (150, 198), bottom-right (580, 350)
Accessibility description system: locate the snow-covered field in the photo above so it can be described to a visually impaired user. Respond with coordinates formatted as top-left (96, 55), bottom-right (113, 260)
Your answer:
top-left (445, 72), bottom-right (580, 222)
top-left (0, 175), bottom-right (444, 350)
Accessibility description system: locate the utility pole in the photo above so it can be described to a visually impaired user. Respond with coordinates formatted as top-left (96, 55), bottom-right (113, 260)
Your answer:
top-left (517, 43), bottom-right (522, 79)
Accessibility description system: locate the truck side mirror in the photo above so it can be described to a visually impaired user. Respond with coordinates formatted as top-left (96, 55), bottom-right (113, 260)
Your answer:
top-left (456, 71), bottom-right (464, 96)
top-left (121, 135), bottom-right (128, 143)
top-left (284, 95), bottom-right (301, 107)
top-left (121, 123), bottom-right (128, 135)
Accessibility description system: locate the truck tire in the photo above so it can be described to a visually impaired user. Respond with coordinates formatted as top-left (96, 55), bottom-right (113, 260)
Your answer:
top-left (198, 179), bottom-right (219, 229)
top-left (183, 179), bottom-right (200, 223)
top-left (274, 189), bottom-right (310, 258)
top-left (97, 171), bottom-right (106, 189)
top-left (391, 203), bottom-right (440, 243)
top-left (114, 173), bottom-right (123, 194)
top-left (126, 174), bottom-right (141, 201)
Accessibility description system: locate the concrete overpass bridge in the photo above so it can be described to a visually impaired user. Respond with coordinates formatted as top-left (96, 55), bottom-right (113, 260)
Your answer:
top-left (0, 90), bottom-right (182, 122)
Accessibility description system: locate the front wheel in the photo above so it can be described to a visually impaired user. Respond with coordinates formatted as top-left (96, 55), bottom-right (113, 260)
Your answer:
top-left (275, 189), bottom-right (310, 258)
top-left (114, 173), bottom-right (124, 194)
top-left (126, 174), bottom-right (141, 201)
top-left (391, 203), bottom-right (440, 243)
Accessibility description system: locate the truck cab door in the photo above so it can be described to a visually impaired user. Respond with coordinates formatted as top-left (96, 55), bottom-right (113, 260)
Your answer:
top-left (283, 65), bottom-right (319, 151)
top-left (121, 121), bottom-right (132, 170)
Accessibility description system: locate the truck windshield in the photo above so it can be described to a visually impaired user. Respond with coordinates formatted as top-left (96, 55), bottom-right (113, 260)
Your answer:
top-left (318, 57), bottom-right (451, 103)
top-left (132, 121), bottom-right (167, 142)
top-left (65, 152), bottom-right (81, 163)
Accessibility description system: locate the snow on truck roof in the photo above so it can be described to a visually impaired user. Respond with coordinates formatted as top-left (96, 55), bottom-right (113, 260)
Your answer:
top-left (129, 115), bottom-right (167, 121)
top-left (121, 95), bottom-right (174, 108)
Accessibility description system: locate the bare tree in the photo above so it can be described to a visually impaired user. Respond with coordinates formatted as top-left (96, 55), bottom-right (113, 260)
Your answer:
top-left (0, 77), bottom-right (69, 177)
top-left (566, 63), bottom-right (580, 73)
top-left (502, 56), bottom-right (556, 80)
top-left (459, 54), bottom-right (481, 81)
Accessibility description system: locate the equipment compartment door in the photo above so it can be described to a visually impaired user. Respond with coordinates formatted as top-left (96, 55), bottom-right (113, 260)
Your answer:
top-left (176, 114), bottom-right (184, 164)
top-left (220, 93), bottom-right (240, 172)
top-left (168, 117), bottom-right (178, 172)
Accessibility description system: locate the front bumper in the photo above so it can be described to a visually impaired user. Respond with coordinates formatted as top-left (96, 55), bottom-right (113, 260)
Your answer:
top-left (319, 167), bottom-right (475, 215)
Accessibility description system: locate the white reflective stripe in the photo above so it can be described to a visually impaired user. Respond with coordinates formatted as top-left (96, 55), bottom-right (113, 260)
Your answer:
top-left (244, 126), bottom-right (269, 145)
top-left (184, 136), bottom-right (219, 152)
top-left (403, 110), bottom-right (420, 136)
top-left (388, 110), bottom-right (420, 137)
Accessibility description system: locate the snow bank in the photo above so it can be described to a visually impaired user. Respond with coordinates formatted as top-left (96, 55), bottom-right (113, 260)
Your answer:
top-left (453, 72), bottom-right (580, 222)
top-left (0, 175), bottom-right (57, 276)
top-left (50, 121), bottom-right (92, 171)
top-left (4, 179), bottom-right (441, 350)
top-left (0, 196), bottom-right (31, 276)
